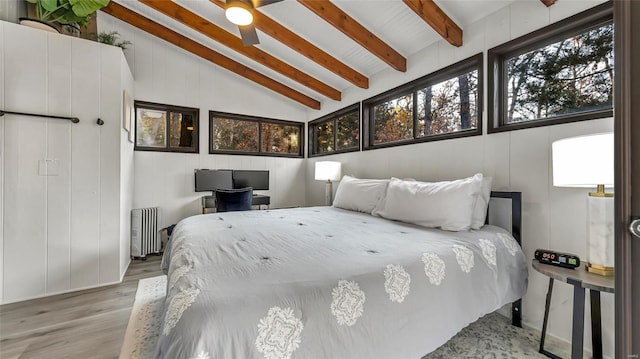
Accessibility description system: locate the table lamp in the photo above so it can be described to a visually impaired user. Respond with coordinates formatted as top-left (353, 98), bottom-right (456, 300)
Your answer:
top-left (315, 161), bottom-right (341, 206)
top-left (552, 133), bottom-right (614, 276)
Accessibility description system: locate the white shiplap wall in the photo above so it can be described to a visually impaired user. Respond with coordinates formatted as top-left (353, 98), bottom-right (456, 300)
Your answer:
top-left (0, 21), bottom-right (134, 304)
top-left (304, 0), bottom-right (614, 357)
top-left (97, 13), bottom-right (310, 227)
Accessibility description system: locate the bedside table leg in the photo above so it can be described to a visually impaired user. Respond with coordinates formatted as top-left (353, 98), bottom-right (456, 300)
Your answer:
top-left (569, 278), bottom-right (586, 359)
top-left (590, 290), bottom-right (603, 359)
top-left (539, 278), bottom-right (562, 358)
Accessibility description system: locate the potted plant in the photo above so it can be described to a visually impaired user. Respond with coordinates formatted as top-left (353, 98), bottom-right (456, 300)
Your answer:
top-left (97, 31), bottom-right (132, 50)
top-left (20, 0), bottom-right (111, 36)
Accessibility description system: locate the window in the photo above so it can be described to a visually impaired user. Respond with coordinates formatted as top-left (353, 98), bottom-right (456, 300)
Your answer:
top-left (488, 3), bottom-right (613, 133)
top-left (209, 111), bottom-right (304, 158)
top-left (363, 54), bottom-right (482, 150)
top-left (309, 103), bottom-right (360, 157)
top-left (135, 101), bottom-right (199, 153)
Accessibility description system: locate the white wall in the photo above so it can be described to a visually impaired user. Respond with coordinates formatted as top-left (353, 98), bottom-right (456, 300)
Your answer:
top-left (98, 13), bottom-right (309, 227)
top-left (304, 0), bottom-right (614, 357)
top-left (120, 56), bottom-right (135, 279)
top-left (0, 0), bottom-right (21, 23)
top-left (0, 21), bottom-right (134, 304)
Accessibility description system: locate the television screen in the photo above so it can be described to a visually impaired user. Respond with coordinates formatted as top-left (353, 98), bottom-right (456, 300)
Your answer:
top-left (233, 170), bottom-right (269, 191)
top-left (194, 169), bottom-right (233, 192)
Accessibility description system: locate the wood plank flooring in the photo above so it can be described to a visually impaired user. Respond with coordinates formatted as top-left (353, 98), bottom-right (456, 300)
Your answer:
top-left (0, 255), bottom-right (163, 359)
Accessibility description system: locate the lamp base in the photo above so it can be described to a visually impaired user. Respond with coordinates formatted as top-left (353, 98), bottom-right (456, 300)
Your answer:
top-left (586, 263), bottom-right (614, 276)
top-left (324, 180), bottom-right (333, 206)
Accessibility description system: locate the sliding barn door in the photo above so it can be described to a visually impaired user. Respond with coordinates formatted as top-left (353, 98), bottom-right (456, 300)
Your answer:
top-left (614, 1), bottom-right (640, 357)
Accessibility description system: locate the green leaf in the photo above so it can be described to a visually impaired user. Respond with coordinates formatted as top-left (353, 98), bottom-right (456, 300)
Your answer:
top-left (25, 0), bottom-right (38, 4)
top-left (40, 0), bottom-right (62, 12)
top-left (68, 0), bottom-right (110, 17)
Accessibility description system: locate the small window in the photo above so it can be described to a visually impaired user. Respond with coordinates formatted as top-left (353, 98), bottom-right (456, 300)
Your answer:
top-left (363, 54), bottom-right (482, 150)
top-left (209, 111), bottom-right (304, 158)
top-left (135, 101), bottom-right (199, 153)
top-left (309, 103), bottom-right (360, 157)
top-left (488, 3), bottom-right (613, 133)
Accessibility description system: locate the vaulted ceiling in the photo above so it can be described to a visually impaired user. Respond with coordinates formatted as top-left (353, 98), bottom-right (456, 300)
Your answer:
top-left (101, 0), bottom-right (555, 110)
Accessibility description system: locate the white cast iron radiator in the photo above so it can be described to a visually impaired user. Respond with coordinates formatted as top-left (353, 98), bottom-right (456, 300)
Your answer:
top-left (131, 207), bottom-right (162, 259)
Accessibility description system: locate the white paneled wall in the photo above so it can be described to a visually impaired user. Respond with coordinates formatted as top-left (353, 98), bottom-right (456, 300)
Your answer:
top-left (0, 21), bottom-right (134, 304)
top-left (98, 13), bottom-right (309, 227)
top-left (304, 1), bottom-right (613, 357)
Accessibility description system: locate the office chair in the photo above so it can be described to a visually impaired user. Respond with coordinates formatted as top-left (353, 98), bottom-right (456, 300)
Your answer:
top-left (215, 187), bottom-right (253, 212)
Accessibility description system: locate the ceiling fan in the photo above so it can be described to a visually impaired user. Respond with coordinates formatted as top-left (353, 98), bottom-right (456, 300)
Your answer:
top-left (225, 0), bottom-right (284, 46)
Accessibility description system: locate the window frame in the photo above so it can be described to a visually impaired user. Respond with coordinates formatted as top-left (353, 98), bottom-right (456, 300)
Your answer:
top-left (362, 53), bottom-right (483, 151)
top-left (134, 100), bottom-right (200, 153)
top-left (487, 2), bottom-right (613, 134)
top-left (308, 103), bottom-right (361, 158)
top-left (208, 111), bottom-right (304, 158)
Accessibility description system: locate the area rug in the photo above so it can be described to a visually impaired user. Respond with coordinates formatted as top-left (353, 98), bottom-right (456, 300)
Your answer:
top-left (121, 275), bottom-right (571, 358)
top-left (120, 275), bottom-right (167, 359)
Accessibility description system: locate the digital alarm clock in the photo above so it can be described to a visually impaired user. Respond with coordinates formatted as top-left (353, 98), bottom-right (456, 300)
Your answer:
top-left (534, 249), bottom-right (581, 269)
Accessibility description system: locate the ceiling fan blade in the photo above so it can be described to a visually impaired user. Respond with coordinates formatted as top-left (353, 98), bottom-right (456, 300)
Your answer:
top-left (239, 25), bottom-right (259, 46)
top-left (253, 0), bottom-right (283, 8)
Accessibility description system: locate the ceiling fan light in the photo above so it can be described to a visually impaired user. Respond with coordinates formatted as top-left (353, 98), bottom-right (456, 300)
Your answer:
top-left (226, 2), bottom-right (253, 26)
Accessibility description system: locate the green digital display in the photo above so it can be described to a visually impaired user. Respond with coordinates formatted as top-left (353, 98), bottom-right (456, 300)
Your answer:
top-left (568, 258), bottom-right (577, 265)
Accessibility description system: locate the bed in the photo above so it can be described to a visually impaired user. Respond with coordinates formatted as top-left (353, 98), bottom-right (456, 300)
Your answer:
top-left (156, 190), bottom-right (527, 359)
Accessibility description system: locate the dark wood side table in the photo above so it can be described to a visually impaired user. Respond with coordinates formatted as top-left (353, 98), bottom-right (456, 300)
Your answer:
top-left (532, 260), bottom-right (614, 359)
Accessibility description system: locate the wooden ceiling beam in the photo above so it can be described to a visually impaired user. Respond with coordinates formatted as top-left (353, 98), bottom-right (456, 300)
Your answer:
top-left (540, 0), bottom-right (557, 7)
top-left (297, 0), bottom-right (406, 72)
top-left (402, 0), bottom-right (463, 47)
top-left (210, 0), bottom-right (369, 89)
top-left (138, 0), bottom-right (340, 101)
top-left (101, 2), bottom-right (321, 110)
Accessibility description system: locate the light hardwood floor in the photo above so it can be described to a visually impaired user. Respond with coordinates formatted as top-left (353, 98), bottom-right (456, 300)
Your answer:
top-left (0, 256), bottom-right (163, 359)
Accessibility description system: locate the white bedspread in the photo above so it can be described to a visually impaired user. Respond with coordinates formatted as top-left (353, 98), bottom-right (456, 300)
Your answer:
top-left (158, 206), bottom-right (528, 359)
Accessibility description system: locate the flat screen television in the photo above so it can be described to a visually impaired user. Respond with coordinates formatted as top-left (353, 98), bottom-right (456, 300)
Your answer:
top-left (233, 170), bottom-right (269, 190)
top-left (194, 169), bottom-right (233, 192)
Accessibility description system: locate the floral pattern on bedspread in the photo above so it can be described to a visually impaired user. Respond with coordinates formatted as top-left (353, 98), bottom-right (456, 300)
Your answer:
top-left (163, 286), bottom-right (200, 336)
top-left (498, 232), bottom-right (519, 256)
top-left (384, 264), bottom-right (411, 303)
top-left (255, 306), bottom-right (304, 359)
top-left (331, 280), bottom-right (366, 326)
top-left (452, 245), bottom-right (475, 273)
top-left (479, 239), bottom-right (498, 266)
top-left (168, 263), bottom-right (192, 291)
top-left (422, 252), bottom-right (446, 285)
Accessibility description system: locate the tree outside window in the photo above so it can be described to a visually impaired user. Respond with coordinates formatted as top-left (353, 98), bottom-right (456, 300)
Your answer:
top-left (363, 54), bottom-right (482, 150)
top-left (209, 112), bottom-right (304, 158)
top-left (135, 101), bottom-right (199, 153)
top-left (488, 3), bottom-right (612, 132)
top-left (309, 104), bottom-right (360, 157)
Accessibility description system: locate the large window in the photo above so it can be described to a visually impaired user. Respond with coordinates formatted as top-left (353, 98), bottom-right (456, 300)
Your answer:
top-left (308, 103), bottom-right (360, 157)
top-left (209, 111), bottom-right (304, 158)
top-left (135, 101), bottom-right (199, 153)
top-left (488, 3), bottom-right (613, 133)
top-left (363, 54), bottom-right (482, 150)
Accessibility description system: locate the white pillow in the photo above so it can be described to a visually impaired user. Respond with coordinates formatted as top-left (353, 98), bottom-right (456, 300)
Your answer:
top-left (333, 175), bottom-right (390, 214)
top-left (373, 174), bottom-right (483, 231)
top-left (471, 176), bottom-right (493, 230)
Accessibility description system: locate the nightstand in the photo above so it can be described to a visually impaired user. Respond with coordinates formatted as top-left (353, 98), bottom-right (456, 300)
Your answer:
top-left (532, 260), bottom-right (614, 359)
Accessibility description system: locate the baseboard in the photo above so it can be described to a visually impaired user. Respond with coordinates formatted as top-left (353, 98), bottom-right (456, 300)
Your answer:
top-left (120, 257), bottom-right (132, 282)
top-left (0, 279), bottom-right (123, 305)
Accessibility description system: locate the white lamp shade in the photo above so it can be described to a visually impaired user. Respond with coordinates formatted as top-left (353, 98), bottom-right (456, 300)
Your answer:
top-left (552, 133), bottom-right (613, 188)
top-left (315, 161), bottom-right (341, 182)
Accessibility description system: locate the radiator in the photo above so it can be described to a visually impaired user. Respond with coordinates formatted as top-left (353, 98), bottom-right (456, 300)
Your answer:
top-left (131, 207), bottom-right (162, 259)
